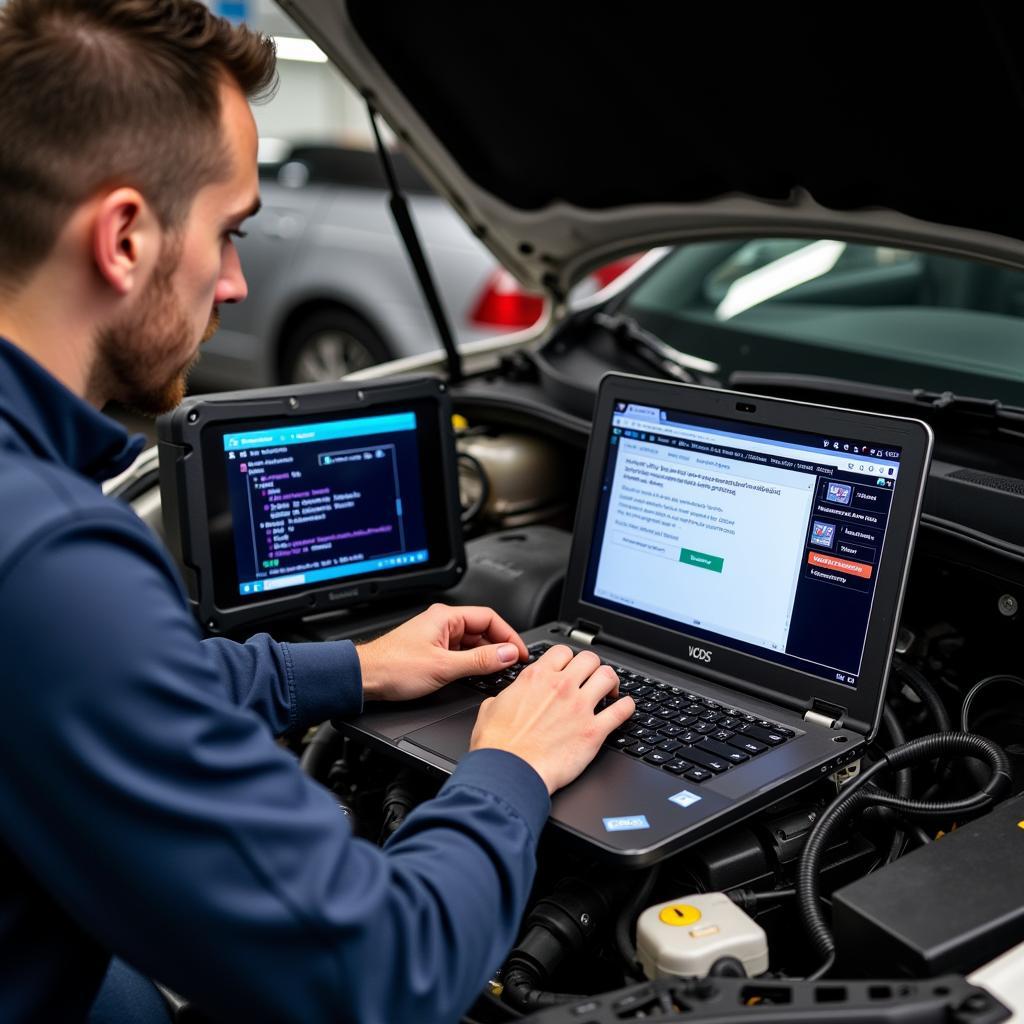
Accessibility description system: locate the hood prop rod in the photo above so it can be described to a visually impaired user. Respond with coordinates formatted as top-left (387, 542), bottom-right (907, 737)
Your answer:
top-left (366, 99), bottom-right (463, 384)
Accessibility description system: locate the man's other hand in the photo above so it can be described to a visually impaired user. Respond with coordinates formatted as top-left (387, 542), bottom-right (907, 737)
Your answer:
top-left (469, 645), bottom-right (636, 795)
top-left (356, 603), bottom-right (529, 702)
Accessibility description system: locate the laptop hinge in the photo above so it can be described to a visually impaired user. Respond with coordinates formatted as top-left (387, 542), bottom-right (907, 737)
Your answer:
top-left (568, 621), bottom-right (600, 645)
top-left (804, 699), bottom-right (846, 729)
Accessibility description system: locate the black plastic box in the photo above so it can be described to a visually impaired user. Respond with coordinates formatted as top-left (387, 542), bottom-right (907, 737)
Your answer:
top-left (833, 792), bottom-right (1024, 977)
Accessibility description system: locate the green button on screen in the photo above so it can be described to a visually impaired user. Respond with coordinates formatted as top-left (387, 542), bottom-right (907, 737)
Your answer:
top-left (679, 548), bottom-right (724, 573)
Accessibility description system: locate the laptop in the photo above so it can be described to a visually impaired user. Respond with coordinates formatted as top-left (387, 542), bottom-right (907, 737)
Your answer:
top-left (337, 373), bottom-right (933, 864)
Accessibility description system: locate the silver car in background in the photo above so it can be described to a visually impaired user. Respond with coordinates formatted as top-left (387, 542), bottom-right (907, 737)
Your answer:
top-left (192, 145), bottom-right (512, 389)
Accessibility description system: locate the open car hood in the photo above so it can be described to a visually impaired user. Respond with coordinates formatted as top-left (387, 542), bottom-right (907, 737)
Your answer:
top-left (277, 2), bottom-right (1024, 296)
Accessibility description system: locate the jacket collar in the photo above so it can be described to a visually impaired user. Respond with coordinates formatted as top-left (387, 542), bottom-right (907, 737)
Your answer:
top-left (0, 336), bottom-right (146, 483)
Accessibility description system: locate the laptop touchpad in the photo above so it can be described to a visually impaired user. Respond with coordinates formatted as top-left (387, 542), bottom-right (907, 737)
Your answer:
top-left (405, 707), bottom-right (480, 764)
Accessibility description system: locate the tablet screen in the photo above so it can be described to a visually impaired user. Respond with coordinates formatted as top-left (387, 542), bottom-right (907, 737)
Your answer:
top-left (197, 395), bottom-right (455, 611)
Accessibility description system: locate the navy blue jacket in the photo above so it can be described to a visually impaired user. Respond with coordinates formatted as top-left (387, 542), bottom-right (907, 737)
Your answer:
top-left (0, 337), bottom-right (550, 1023)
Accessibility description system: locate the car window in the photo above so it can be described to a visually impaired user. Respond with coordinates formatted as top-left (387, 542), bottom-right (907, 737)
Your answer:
top-left (700, 240), bottom-right (919, 308)
top-left (619, 238), bottom-right (1024, 405)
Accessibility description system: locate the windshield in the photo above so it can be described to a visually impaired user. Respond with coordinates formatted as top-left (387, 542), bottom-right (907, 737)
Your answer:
top-left (617, 239), bottom-right (1024, 406)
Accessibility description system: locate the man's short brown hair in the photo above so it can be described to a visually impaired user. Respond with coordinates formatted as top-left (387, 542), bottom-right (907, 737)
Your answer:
top-left (0, 0), bottom-right (277, 287)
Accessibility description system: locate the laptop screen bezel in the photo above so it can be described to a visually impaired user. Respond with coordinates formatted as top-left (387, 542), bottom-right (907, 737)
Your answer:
top-left (559, 373), bottom-right (933, 738)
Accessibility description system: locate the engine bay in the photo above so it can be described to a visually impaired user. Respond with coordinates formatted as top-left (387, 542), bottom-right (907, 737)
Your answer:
top-left (126, 342), bottom-right (1024, 1023)
top-left (99, 315), bottom-right (1024, 1019)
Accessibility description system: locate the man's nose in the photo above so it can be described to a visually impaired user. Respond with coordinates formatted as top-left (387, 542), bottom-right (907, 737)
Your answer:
top-left (215, 245), bottom-right (248, 305)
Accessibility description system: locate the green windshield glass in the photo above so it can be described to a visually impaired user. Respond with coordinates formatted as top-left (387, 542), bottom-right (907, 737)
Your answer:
top-left (619, 239), bottom-right (1024, 406)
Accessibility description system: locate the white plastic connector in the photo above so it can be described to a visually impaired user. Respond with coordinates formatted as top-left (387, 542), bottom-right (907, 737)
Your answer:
top-left (830, 757), bottom-right (862, 788)
top-left (636, 892), bottom-right (769, 980)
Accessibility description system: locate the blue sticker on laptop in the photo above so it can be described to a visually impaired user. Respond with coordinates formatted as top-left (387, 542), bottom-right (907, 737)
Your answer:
top-left (603, 815), bottom-right (651, 832)
top-left (669, 790), bottom-right (702, 809)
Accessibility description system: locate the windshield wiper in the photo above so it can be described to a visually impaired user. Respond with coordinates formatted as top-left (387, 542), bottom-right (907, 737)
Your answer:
top-left (592, 312), bottom-right (719, 383)
top-left (915, 388), bottom-right (1010, 416)
top-left (729, 372), bottom-right (1024, 441)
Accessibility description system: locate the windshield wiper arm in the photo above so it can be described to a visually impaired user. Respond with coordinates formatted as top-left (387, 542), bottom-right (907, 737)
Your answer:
top-left (914, 388), bottom-right (1008, 416)
top-left (593, 312), bottom-right (719, 383)
top-left (729, 371), bottom-right (1024, 438)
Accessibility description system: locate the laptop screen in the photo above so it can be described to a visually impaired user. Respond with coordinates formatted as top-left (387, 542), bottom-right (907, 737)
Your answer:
top-left (581, 398), bottom-right (904, 689)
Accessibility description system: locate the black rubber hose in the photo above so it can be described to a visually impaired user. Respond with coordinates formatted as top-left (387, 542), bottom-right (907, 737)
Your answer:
top-left (727, 887), bottom-right (796, 911)
top-left (614, 865), bottom-right (662, 978)
top-left (502, 876), bottom-right (625, 1011)
top-left (299, 721), bottom-right (343, 779)
top-left (707, 956), bottom-right (747, 978)
top-left (379, 774), bottom-right (419, 842)
top-left (500, 966), bottom-right (582, 1011)
top-left (878, 704), bottom-right (910, 862)
top-left (797, 786), bottom-right (878, 962)
top-left (957, 675), bottom-right (1024, 792)
top-left (894, 658), bottom-right (952, 732)
top-left (880, 704), bottom-right (912, 798)
top-left (882, 814), bottom-right (933, 849)
top-left (796, 732), bottom-right (1012, 969)
top-left (892, 660), bottom-right (957, 798)
top-left (865, 735), bottom-right (1010, 822)
top-left (961, 674), bottom-right (1024, 732)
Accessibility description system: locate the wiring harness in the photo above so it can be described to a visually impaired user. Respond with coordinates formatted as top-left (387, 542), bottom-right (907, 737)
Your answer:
top-left (796, 731), bottom-right (1013, 978)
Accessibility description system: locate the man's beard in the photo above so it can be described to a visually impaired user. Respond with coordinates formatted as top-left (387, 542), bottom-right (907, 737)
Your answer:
top-left (92, 259), bottom-right (220, 417)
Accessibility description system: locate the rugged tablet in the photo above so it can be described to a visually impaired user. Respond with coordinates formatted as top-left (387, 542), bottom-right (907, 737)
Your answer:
top-left (157, 377), bottom-right (464, 633)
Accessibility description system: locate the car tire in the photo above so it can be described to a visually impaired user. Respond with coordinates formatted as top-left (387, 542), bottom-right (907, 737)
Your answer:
top-left (279, 309), bottom-right (389, 385)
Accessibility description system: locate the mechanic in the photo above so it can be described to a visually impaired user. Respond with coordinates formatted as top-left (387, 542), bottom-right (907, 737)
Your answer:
top-left (0, 3), bottom-right (635, 1022)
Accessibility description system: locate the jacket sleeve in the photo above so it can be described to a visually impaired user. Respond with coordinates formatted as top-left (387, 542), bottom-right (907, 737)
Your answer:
top-left (0, 513), bottom-right (550, 1024)
top-left (201, 633), bottom-right (363, 736)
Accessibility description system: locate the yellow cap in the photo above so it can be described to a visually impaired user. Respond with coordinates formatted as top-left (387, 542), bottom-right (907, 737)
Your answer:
top-left (658, 904), bottom-right (702, 927)
top-left (451, 414), bottom-right (469, 432)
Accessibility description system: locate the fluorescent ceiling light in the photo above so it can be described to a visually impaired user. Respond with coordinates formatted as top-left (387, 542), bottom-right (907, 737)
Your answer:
top-left (273, 36), bottom-right (327, 63)
top-left (716, 239), bottom-right (847, 320)
top-left (257, 137), bottom-right (291, 164)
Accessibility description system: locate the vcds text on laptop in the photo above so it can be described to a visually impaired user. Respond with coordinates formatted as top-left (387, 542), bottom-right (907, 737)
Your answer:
top-left (318, 374), bottom-right (933, 864)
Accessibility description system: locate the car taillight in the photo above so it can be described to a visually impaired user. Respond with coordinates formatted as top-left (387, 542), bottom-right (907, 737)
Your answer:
top-left (469, 269), bottom-right (545, 329)
top-left (590, 253), bottom-right (643, 289)
top-left (469, 253), bottom-right (647, 329)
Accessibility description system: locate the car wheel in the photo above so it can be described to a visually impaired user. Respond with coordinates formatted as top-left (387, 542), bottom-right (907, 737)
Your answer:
top-left (280, 310), bottom-right (389, 385)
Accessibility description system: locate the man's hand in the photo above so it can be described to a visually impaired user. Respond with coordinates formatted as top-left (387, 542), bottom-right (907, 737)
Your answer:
top-left (356, 603), bottom-right (529, 703)
top-left (470, 645), bottom-right (636, 795)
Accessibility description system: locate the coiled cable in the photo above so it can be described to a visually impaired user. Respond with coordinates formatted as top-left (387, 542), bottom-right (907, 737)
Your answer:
top-left (796, 732), bottom-right (1012, 975)
top-left (877, 704), bottom-right (911, 862)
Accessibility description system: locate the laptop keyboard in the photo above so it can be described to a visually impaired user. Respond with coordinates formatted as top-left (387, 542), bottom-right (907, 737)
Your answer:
top-left (461, 642), bottom-right (795, 785)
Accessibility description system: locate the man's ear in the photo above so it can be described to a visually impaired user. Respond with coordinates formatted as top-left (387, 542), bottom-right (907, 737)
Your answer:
top-left (91, 188), bottom-right (159, 296)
